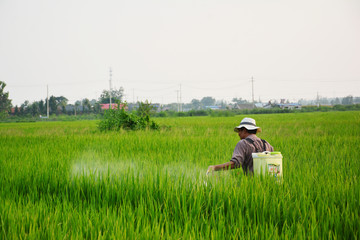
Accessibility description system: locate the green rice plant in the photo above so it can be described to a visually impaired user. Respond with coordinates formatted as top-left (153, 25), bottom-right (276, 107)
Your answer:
top-left (0, 111), bottom-right (359, 239)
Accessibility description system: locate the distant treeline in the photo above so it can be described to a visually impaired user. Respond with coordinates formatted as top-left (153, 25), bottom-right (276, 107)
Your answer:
top-left (153, 104), bottom-right (360, 118)
top-left (2, 104), bottom-right (360, 123)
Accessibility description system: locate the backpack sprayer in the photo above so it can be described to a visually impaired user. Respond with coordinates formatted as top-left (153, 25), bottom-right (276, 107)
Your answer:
top-left (205, 151), bottom-right (283, 180)
top-left (252, 151), bottom-right (283, 179)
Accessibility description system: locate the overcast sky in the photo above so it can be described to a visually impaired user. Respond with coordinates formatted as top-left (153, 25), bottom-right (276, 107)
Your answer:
top-left (1, 0), bottom-right (359, 106)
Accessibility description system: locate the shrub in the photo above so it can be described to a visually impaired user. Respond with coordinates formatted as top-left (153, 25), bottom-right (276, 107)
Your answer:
top-left (98, 102), bottom-right (159, 131)
top-left (156, 111), bottom-right (167, 117)
top-left (136, 100), bottom-right (156, 117)
top-left (187, 110), bottom-right (209, 116)
top-left (210, 110), bottom-right (235, 117)
top-left (176, 112), bottom-right (187, 117)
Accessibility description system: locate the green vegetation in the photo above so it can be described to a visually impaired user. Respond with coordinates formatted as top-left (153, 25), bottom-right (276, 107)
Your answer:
top-left (98, 103), bottom-right (159, 131)
top-left (151, 104), bottom-right (360, 118)
top-left (0, 81), bottom-right (12, 119)
top-left (0, 112), bottom-right (359, 239)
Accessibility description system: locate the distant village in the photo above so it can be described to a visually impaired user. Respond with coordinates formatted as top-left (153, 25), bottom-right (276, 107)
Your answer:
top-left (8, 89), bottom-right (359, 117)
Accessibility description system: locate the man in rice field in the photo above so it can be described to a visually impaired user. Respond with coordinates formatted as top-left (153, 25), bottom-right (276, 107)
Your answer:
top-left (207, 117), bottom-right (274, 174)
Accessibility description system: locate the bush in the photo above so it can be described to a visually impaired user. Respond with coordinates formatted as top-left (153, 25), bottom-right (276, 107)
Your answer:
top-left (210, 110), bottom-right (235, 117)
top-left (156, 111), bottom-right (167, 117)
top-left (187, 110), bottom-right (209, 116)
top-left (136, 100), bottom-right (156, 117)
top-left (98, 103), bottom-right (159, 131)
top-left (176, 112), bottom-right (187, 117)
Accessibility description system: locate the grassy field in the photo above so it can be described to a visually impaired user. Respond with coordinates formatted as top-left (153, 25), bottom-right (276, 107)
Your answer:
top-left (0, 111), bottom-right (359, 239)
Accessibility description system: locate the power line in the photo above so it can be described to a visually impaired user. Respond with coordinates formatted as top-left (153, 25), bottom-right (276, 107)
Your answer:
top-left (6, 78), bottom-right (359, 89)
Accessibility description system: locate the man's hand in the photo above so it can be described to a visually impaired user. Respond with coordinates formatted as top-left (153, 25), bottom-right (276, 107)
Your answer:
top-left (206, 165), bottom-right (216, 175)
top-left (207, 162), bottom-right (234, 175)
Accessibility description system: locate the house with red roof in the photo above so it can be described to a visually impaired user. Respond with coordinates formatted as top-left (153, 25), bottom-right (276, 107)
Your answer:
top-left (100, 103), bottom-right (128, 111)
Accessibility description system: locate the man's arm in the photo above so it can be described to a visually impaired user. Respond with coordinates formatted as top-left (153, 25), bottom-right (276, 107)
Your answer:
top-left (207, 161), bottom-right (235, 174)
top-left (207, 140), bottom-right (246, 174)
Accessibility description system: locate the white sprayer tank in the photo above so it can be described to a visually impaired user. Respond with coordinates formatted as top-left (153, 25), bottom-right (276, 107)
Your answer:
top-left (252, 151), bottom-right (283, 178)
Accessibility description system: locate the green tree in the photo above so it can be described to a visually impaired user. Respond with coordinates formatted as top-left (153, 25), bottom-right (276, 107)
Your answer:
top-left (49, 96), bottom-right (57, 114)
top-left (48, 96), bottom-right (68, 114)
top-left (342, 95), bottom-right (353, 105)
top-left (99, 87), bottom-right (124, 104)
top-left (0, 81), bottom-right (12, 118)
top-left (191, 99), bottom-right (201, 110)
top-left (82, 98), bottom-right (91, 113)
top-left (137, 100), bottom-right (155, 117)
top-left (39, 100), bottom-right (45, 115)
top-left (14, 105), bottom-right (19, 115)
top-left (98, 102), bottom-right (159, 132)
top-left (20, 107), bottom-right (24, 115)
top-left (20, 100), bottom-right (30, 115)
top-left (200, 97), bottom-right (216, 107)
top-left (94, 102), bottom-right (101, 113)
top-left (30, 102), bottom-right (40, 116)
top-left (56, 96), bottom-right (68, 114)
top-left (331, 98), bottom-right (341, 105)
top-left (74, 101), bottom-right (81, 115)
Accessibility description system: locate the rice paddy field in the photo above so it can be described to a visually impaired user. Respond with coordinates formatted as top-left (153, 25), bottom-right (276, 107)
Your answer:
top-left (0, 111), bottom-right (359, 239)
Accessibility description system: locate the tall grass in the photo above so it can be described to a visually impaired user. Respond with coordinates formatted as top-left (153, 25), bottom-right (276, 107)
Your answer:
top-left (0, 112), bottom-right (359, 239)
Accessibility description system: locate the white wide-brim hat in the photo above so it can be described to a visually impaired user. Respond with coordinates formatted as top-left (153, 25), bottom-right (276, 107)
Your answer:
top-left (234, 117), bottom-right (262, 132)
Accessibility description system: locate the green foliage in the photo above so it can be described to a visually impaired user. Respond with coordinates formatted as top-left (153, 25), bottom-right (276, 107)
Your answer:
top-left (200, 96), bottom-right (215, 107)
top-left (188, 109), bottom-right (209, 116)
top-left (98, 102), bottom-right (159, 131)
top-left (157, 111), bottom-right (167, 117)
top-left (136, 100), bottom-right (156, 117)
top-left (82, 98), bottom-right (92, 113)
top-left (0, 81), bottom-right (12, 119)
top-left (342, 95), bottom-right (354, 105)
top-left (98, 87), bottom-right (124, 104)
top-left (1, 113), bottom-right (103, 123)
top-left (0, 112), bottom-right (359, 238)
top-left (47, 95), bottom-right (68, 114)
top-left (210, 110), bottom-right (235, 117)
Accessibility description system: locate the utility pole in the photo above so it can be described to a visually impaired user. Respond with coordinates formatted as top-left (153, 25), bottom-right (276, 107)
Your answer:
top-left (251, 76), bottom-right (255, 108)
top-left (180, 84), bottom-right (182, 112)
top-left (317, 92), bottom-right (320, 108)
top-left (176, 90), bottom-right (180, 112)
top-left (109, 67), bottom-right (112, 109)
top-left (133, 89), bottom-right (135, 104)
top-left (47, 85), bottom-right (49, 118)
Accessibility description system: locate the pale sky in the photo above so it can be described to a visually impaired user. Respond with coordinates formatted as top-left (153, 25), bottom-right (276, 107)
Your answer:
top-left (1, 0), bottom-right (359, 106)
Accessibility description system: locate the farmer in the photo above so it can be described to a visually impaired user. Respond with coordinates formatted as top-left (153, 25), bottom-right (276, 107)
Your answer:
top-left (207, 117), bottom-right (274, 174)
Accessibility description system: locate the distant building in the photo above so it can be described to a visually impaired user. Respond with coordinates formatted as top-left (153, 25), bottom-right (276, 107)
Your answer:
top-left (65, 105), bottom-right (83, 111)
top-left (232, 103), bottom-right (254, 110)
top-left (254, 103), bottom-right (264, 108)
top-left (151, 103), bottom-right (161, 112)
top-left (100, 103), bottom-right (128, 110)
top-left (278, 103), bottom-right (301, 110)
top-left (205, 106), bottom-right (220, 110)
top-left (262, 100), bottom-right (301, 110)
